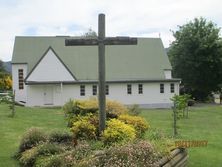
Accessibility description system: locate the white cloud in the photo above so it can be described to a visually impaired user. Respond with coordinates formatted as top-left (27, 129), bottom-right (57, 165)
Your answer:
top-left (0, 0), bottom-right (222, 61)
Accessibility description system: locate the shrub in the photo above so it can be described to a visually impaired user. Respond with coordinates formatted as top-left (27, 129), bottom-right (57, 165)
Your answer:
top-left (127, 104), bottom-right (141, 116)
top-left (19, 147), bottom-right (38, 167)
top-left (35, 155), bottom-right (64, 167)
top-left (87, 140), bottom-right (160, 167)
top-left (102, 119), bottom-right (136, 145)
top-left (63, 98), bottom-right (129, 127)
top-left (70, 114), bottom-right (97, 140)
top-left (18, 143), bottom-right (64, 167)
top-left (63, 98), bottom-right (98, 127)
top-left (106, 99), bottom-right (128, 118)
top-left (77, 98), bottom-right (98, 114)
top-left (49, 131), bottom-right (73, 143)
top-left (63, 99), bottom-right (80, 127)
top-left (37, 143), bottom-right (64, 156)
top-left (118, 114), bottom-right (149, 137)
top-left (18, 128), bottom-right (47, 153)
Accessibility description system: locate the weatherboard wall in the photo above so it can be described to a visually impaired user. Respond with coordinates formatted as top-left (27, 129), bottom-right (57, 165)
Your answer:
top-left (25, 83), bottom-right (179, 107)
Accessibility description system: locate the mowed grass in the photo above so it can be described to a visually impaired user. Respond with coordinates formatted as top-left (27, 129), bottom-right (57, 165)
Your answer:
top-left (0, 103), bottom-right (222, 167)
top-left (141, 105), bottom-right (222, 167)
top-left (0, 104), bottom-right (67, 167)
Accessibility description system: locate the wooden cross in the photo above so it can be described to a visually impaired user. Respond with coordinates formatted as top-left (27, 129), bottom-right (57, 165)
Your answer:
top-left (65, 13), bottom-right (137, 133)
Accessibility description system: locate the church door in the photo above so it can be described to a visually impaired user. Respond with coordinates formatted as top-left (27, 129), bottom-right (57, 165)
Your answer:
top-left (44, 85), bottom-right (53, 105)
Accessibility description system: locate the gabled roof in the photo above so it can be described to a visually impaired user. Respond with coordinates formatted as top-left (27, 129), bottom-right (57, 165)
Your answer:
top-left (25, 47), bottom-right (76, 82)
top-left (12, 36), bottom-right (172, 81)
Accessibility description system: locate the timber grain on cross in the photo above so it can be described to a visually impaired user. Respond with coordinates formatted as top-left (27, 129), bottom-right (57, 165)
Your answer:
top-left (65, 13), bottom-right (137, 133)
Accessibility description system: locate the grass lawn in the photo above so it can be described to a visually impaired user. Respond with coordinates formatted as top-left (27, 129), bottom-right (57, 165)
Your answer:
top-left (0, 104), bottom-right (67, 167)
top-left (0, 103), bottom-right (222, 166)
top-left (141, 105), bottom-right (222, 167)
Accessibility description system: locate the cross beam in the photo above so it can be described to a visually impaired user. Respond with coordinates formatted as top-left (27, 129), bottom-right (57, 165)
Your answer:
top-left (65, 14), bottom-right (137, 133)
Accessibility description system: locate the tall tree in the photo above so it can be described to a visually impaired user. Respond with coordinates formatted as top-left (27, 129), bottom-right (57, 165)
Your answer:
top-left (168, 17), bottom-right (222, 101)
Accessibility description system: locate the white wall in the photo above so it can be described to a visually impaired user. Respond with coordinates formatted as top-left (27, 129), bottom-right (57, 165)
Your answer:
top-left (164, 70), bottom-right (172, 79)
top-left (26, 82), bottom-right (180, 108)
top-left (12, 64), bottom-right (28, 103)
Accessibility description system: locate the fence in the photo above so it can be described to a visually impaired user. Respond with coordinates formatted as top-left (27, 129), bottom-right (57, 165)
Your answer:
top-left (156, 148), bottom-right (188, 167)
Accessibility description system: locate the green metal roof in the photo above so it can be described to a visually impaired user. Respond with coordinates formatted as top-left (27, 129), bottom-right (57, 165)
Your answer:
top-left (12, 36), bottom-right (172, 81)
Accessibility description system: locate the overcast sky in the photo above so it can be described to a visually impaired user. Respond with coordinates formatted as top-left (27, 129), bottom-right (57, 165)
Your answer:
top-left (0, 0), bottom-right (222, 61)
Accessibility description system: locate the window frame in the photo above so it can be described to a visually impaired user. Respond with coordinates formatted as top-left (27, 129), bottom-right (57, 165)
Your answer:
top-left (127, 84), bottom-right (132, 94)
top-left (18, 69), bottom-right (24, 90)
top-left (92, 85), bottom-right (97, 95)
top-left (138, 84), bottom-right (143, 94)
top-left (170, 83), bottom-right (175, 93)
top-left (106, 85), bottom-right (109, 95)
top-left (80, 85), bottom-right (85, 96)
top-left (160, 83), bottom-right (164, 93)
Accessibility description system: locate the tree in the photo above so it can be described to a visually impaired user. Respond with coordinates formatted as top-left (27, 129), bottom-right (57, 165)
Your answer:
top-left (168, 17), bottom-right (222, 101)
top-left (82, 28), bottom-right (97, 38)
top-left (0, 59), bottom-right (12, 91)
top-left (0, 59), bottom-right (5, 73)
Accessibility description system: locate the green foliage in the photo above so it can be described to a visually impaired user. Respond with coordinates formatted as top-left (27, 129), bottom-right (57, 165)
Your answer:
top-left (49, 131), bottom-right (73, 143)
top-left (118, 114), bottom-right (149, 137)
top-left (70, 114), bottom-right (97, 140)
top-left (18, 128), bottom-right (47, 153)
top-left (86, 140), bottom-right (159, 167)
top-left (127, 104), bottom-right (141, 115)
top-left (102, 119), bottom-right (136, 145)
top-left (168, 17), bottom-right (222, 101)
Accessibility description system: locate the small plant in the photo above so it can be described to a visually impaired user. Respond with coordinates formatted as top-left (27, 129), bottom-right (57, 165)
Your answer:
top-left (102, 119), bottom-right (136, 145)
top-left (18, 128), bottom-right (47, 153)
top-left (118, 114), bottom-right (149, 137)
top-left (171, 94), bottom-right (191, 136)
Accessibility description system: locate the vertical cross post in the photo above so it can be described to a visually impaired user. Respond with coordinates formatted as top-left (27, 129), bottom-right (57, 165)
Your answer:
top-left (65, 13), bottom-right (137, 135)
top-left (98, 14), bottom-right (106, 132)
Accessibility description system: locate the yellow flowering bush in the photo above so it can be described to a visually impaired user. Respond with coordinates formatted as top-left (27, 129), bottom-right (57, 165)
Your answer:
top-left (70, 115), bottom-right (97, 140)
top-left (63, 98), bottom-right (129, 127)
top-left (102, 119), bottom-right (136, 145)
top-left (77, 98), bottom-right (98, 114)
top-left (118, 114), bottom-right (149, 137)
top-left (0, 74), bottom-right (12, 90)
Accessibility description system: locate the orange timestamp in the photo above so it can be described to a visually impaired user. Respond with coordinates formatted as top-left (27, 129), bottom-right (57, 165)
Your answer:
top-left (175, 140), bottom-right (208, 148)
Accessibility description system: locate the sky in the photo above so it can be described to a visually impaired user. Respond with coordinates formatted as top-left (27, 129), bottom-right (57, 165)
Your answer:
top-left (0, 0), bottom-right (222, 61)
